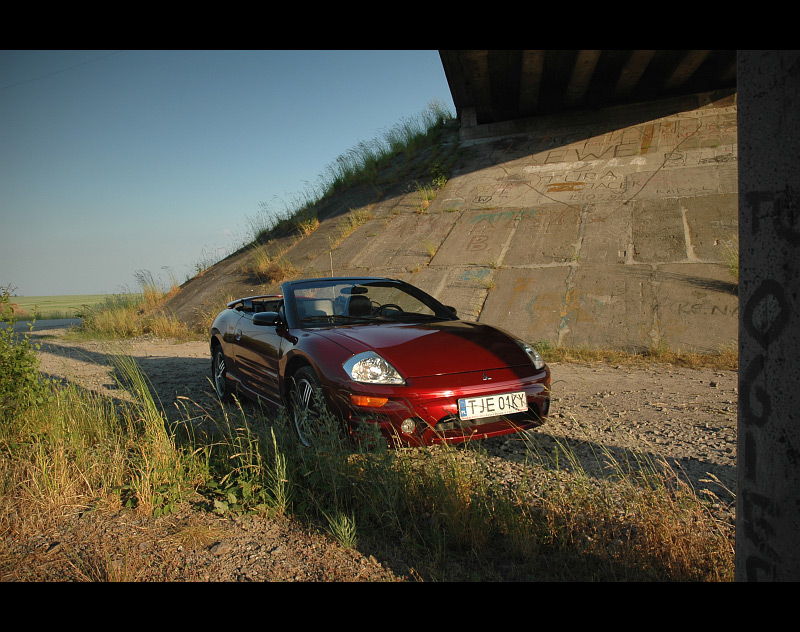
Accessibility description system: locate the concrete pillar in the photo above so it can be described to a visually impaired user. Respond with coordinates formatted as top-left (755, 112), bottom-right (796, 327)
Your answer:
top-left (737, 50), bottom-right (800, 580)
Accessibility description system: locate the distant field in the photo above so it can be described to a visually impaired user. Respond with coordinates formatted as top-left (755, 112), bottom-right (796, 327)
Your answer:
top-left (9, 294), bottom-right (141, 320)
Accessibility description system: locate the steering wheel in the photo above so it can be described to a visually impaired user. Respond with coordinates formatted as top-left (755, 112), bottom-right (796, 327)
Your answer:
top-left (377, 303), bottom-right (403, 316)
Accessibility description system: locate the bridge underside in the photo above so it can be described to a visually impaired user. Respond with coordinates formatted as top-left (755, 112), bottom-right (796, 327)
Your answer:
top-left (439, 50), bottom-right (736, 135)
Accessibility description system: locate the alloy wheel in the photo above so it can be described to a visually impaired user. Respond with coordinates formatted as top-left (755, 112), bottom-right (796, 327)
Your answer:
top-left (213, 347), bottom-right (230, 401)
top-left (291, 367), bottom-right (322, 447)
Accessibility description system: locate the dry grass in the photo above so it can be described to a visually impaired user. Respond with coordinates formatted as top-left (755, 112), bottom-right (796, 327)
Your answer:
top-left (77, 298), bottom-right (192, 341)
top-left (328, 206), bottom-right (374, 250)
top-left (297, 216), bottom-right (320, 236)
top-left (71, 269), bottom-right (195, 341)
top-left (239, 240), bottom-right (302, 285)
top-left (510, 436), bottom-right (735, 580)
top-left (256, 258), bottom-right (300, 284)
top-left (535, 341), bottom-right (738, 371)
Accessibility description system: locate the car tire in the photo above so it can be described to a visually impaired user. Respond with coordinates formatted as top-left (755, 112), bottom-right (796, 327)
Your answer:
top-left (212, 345), bottom-right (232, 402)
top-left (289, 366), bottom-right (325, 447)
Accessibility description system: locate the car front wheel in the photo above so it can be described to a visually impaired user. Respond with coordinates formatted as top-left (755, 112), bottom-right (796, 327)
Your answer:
top-left (212, 345), bottom-right (232, 402)
top-left (290, 366), bottom-right (325, 447)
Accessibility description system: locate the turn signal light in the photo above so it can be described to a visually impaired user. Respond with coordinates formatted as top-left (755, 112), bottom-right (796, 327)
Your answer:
top-left (350, 394), bottom-right (388, 407)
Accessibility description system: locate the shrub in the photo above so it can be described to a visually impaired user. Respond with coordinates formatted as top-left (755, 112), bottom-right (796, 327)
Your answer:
top-left (0, 285), bottom-right (50, 417)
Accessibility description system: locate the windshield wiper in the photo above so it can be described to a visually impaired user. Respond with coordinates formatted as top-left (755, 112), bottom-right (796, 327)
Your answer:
top-left (383, 312), bottom-right (447, 323)
top-left (333, 315), bottom-right (379, 323)
top-left (300, 314), bottom-right (377, 325)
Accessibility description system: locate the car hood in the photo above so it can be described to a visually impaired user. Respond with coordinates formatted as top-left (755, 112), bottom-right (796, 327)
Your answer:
top-left (317, 321), bottom-right (531, 378)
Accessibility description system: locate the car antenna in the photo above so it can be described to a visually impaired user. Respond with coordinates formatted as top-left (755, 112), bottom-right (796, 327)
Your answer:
top-left (330, 251), bottom-right (334, 277)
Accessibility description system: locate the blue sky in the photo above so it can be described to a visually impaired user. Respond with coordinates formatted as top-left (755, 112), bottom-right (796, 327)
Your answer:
top-left (0, 50), bottom-right (455, 296)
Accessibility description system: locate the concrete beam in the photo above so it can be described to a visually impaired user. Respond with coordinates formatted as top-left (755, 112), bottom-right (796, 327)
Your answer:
top-left (736, 50), bottom-right (800, 581)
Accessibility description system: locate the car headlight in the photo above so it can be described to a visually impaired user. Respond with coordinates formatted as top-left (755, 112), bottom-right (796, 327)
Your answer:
top-left (515, 339), bottom-right (546, 370)
top-left (343, 351), bottom-right (405, 385)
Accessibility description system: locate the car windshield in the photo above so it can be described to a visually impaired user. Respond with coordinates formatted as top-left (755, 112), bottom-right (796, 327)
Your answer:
top-left (289, 278), bottom-right (456, 327)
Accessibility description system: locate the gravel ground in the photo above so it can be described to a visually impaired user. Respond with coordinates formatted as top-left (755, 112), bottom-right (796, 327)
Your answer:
top-left (3, 329), bottom-right (737, 582)
top-left (489, 362), bottom-right (737, 506)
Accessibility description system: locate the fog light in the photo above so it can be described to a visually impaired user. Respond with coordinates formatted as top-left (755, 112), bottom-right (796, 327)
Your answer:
top-left (400, 418), bottom-right (416, 435)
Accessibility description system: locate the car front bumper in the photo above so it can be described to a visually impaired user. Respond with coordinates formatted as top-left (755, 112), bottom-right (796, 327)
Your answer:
top-left (327, 365), bottom-right (551, 446)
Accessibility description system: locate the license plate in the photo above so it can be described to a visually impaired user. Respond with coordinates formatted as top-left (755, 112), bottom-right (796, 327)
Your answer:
top-left (458, 391), bottom-right (527, 420)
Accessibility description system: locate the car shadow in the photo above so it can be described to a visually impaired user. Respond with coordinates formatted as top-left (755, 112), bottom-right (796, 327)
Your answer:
top-left (479, 428), bottom-right (736, 507)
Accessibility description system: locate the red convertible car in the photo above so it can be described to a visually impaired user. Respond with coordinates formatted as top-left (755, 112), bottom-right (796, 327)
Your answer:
top-left (210, 276), bottom-right (550, 447)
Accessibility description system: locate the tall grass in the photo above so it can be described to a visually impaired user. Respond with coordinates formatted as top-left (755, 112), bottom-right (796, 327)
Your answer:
top-left (0, 349), bottom-right (194, 528)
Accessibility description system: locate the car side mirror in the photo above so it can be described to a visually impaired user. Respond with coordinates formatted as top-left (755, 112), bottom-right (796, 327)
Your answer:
top-left (253, 311), bottom-right (281, 326)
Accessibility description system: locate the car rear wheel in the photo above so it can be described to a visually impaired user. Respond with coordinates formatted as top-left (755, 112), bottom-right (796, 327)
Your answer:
top-left (212, 345), bottom-right (232, 402)
top-left (290, 366), bottom-right (325, 447)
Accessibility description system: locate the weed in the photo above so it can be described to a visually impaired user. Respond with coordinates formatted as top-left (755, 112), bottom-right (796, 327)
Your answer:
top-left (241, 245), bottom-right (273, 277)
top-left (259, 258), bottom-right (300, 284)
top-left (73, 271), bottom-right (196, 341)
top-left (329, 207), bottom-right (374, 250)
top-left (721, 236), bottom-right (738, 284)
top-left (264, 428), bottom-right (292, 515)
top-left (414, 182), bottom-right (436, 213)
top-left (192, 248), bottom-right (222, 277)
top-left (171, 522), bottom-right (225, 549)
top-left (297, 215), bottom-right (320, 236)
top-left (462, 269), bottom-right (495, 290)
top-left (2, 351), bottom-right (735, 580)
top-left (325, 511), bottom-right (358, 549)
top-left (421, 238), bottom-right (439, 259)
top-left (135, 269), bottom-right (170, 310)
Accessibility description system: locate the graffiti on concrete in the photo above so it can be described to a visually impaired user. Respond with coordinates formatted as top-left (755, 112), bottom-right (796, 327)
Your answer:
top-left (469, 209), bottom-right (539, 225)
top-left (677, 302), bottom-right (739, 316)
top-left (739, 184), bottom-right (798, 579)
top-left (460, 268), bottom-right (491, 282)
top-left (745, 188), bottom-right (800, 246)
top-left (466, 235), bottom-right (490, 252)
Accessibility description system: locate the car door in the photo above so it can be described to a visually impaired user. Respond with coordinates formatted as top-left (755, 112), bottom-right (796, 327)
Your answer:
top-left (232, 307), bottom-right (285, 406)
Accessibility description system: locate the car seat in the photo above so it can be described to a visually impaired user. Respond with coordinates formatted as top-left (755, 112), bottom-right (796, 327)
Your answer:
top-left (347, 294), bottom-right (372, 317)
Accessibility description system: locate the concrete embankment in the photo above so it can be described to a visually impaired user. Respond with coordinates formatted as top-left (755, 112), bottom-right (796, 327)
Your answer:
top-left (168, 91), bottom-right (738, 353)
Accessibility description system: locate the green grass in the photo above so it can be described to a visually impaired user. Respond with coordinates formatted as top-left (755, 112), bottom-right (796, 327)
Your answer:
top-left (9, 294), bottom-right (138, 321)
